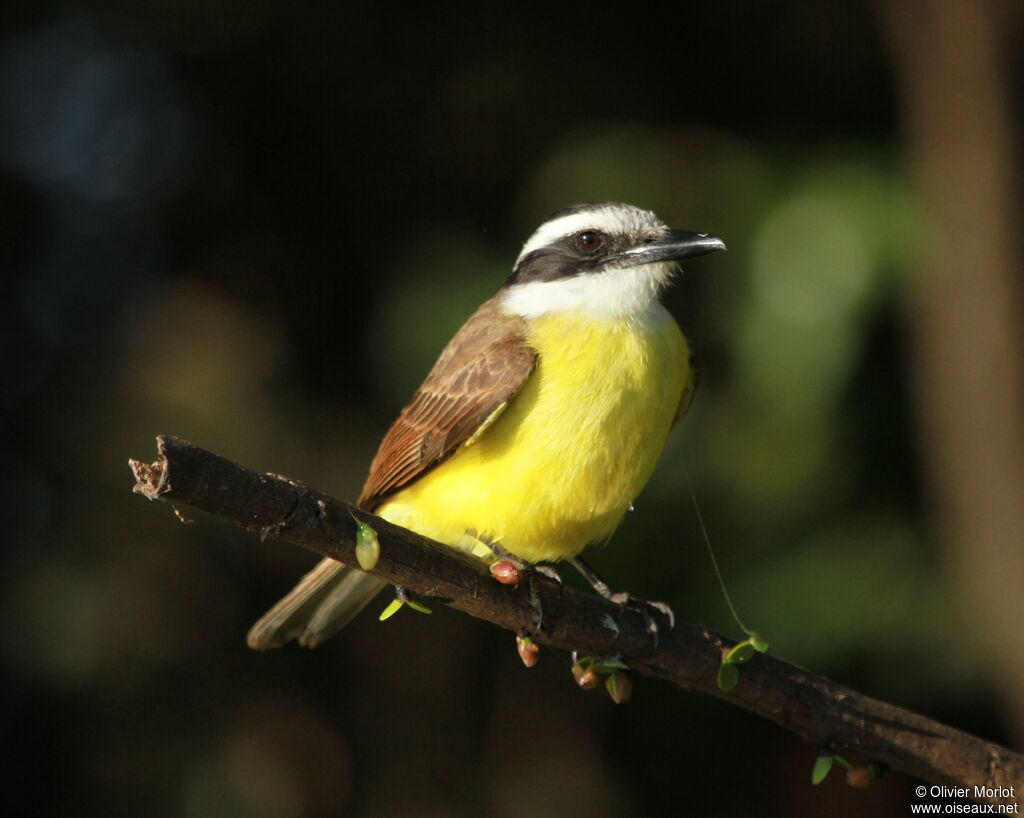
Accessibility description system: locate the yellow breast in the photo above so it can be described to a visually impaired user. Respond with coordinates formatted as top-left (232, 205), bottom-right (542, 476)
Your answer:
top-left (376, 305), bottom-right (691, 563)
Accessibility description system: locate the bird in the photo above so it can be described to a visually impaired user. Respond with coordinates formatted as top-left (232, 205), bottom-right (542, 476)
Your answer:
top-left (247, 202), bottom-right (725, 649)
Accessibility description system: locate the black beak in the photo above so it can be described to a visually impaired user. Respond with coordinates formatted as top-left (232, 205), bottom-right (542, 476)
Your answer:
top-left (618, 229), bottom-right (727, 266)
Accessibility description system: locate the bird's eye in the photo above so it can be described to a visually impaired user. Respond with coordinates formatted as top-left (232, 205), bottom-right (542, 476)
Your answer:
top-left (575, 231), bottom-right (603, 252)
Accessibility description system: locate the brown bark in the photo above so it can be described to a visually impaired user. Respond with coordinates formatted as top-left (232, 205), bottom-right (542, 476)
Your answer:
top-left (131, 435), bottom-right (1024, 803)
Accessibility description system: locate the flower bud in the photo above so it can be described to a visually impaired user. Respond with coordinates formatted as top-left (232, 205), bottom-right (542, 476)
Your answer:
top-left (572, 662), bottom-right (600, 690)
top-left (605, 670), bottom-right (632, 703)
top-left (490, 559), bottom-right (523, 586)
top-left (845, 766), bottom-right (874, 789)
top-left (516, 635), bottom-right (539, 668)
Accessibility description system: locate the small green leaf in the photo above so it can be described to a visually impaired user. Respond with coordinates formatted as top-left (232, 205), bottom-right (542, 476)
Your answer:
top-left (406, 599), bottom-right (433, 615)
top-left (354, 519), bottom-right (376, 546)
top-left (717, 662), bottom-right (740, 691)
top-left (724, 641), bottom-right (756, 665)
top-left (749, 633), bottom-right (771, 653)
top-left (354, 520), bottom-right (381, 572)
top-left (832, 754), bottom-right (853, 770)
top-left (811, 754), bottom-right (834, 785)
top-left (378, 598), bottom-right (404, 621)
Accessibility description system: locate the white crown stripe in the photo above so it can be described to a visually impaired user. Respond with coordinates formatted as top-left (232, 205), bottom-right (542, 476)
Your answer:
top-left (515, 205), bottom-right (664, 265)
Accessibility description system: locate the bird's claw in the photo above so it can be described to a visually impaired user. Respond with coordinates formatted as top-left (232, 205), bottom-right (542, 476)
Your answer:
top-left (532, 564), bottom-right (564, 589)
top-left (608, 593), bottom-right (675, 647)
top-left (525, 565), bottom-right (564, 633)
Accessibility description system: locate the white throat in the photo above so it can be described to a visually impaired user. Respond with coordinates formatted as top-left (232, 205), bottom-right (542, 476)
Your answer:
top-left (500, 261), bottom-right (674, 321)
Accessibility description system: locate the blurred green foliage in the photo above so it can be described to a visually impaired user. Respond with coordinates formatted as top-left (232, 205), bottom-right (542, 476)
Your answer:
top-left (2, 2), bottom-right (1019, 817)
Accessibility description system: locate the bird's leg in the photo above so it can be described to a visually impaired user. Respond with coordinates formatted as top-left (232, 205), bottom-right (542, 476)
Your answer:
top-left (568, 556), bottom-right (675, 646)
top-left (480, 537), bottom-right (563, 632)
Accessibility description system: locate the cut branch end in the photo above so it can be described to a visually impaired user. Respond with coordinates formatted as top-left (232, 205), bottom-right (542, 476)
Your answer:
top-left (129, 453), bottom-right (167, 499)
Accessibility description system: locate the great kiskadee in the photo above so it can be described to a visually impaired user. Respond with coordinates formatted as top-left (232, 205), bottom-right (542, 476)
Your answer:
top-left (248, 202), bottom-right (725, 649)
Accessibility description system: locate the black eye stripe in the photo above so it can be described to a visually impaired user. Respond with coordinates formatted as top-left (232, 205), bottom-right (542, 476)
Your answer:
top-left (507, 231), bottom-right (625, 285)
top-left (508, 247), bottom-right (578, 283)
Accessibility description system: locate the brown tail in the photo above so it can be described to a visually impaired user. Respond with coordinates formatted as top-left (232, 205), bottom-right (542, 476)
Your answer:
top-left (247, 558), bottom-right (387, 650)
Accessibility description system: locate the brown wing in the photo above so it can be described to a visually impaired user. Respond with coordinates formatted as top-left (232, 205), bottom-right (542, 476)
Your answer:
top-left (357, 293), bottom-right (536, 511)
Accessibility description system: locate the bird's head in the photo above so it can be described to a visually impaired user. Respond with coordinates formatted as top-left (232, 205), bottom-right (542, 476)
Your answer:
top-left (502, 202), bottom-right (725, 320)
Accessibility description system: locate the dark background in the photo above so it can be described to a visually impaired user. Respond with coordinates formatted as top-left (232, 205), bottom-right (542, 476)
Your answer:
top-left (4, 2), bottom-right (1023, 816)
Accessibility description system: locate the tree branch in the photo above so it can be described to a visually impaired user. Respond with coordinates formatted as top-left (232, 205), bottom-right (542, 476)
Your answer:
top-left (130, 435), bottom-right (1022, 804)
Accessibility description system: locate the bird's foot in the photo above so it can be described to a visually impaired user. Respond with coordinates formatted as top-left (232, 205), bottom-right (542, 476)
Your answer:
top-left (568, 557), bottom-right (674, 648)
top-left (608, 592), bottom-right (675, 646)
top-left (523, 566), bottom-right (566, 633)
top-left (482, 539), bottom-right (562, 633)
